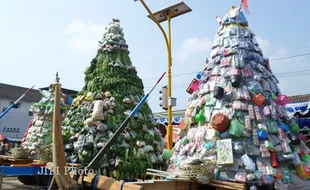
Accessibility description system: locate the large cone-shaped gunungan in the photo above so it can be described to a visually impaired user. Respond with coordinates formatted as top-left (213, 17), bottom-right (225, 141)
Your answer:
top-left (168, 6), bottom-right (310, 187)
top-left (21, 86), bottom-right (68, 163)
top-left (62, 19), bottom-right (166, 181)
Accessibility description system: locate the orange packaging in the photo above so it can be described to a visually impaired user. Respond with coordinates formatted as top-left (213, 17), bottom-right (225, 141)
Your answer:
top-left (252, 93), bottom-right (265, 107)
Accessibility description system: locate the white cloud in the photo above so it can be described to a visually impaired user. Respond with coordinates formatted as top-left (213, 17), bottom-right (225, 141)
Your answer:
top-left (63, 20), bottom-right (106, 54)
top-left (256, 36), bottom-right (310, 96)
top-left (256, 36), bottom-right (288, 59)
top-left (176, 37), bottom-right (212, 61)
top-left (256, 36), bottom-right (270, 54)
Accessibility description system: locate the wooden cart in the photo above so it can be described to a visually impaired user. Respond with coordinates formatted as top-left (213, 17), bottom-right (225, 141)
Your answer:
top-left (0, 155), bottom-right (33, 166)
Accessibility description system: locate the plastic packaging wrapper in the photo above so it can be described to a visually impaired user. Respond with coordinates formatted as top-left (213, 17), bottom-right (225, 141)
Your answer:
top-left (92, 100), bottom-right (105, 120)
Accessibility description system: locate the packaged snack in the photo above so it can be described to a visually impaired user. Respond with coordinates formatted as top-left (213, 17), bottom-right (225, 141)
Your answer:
top-left (235, 171), bottom-right (247, 183)
top-left (260, 143), bottom-right (271, 158)
top-left (281, 167), bottom-right (294, 184)
top-left (221, 56), bottom-right (231, 67)
top-left (254, 106), bottom-right (262, 121)
top-left (247, 173), bottom-right (256, 181)
top-left (243, 86), bottom-right (251, 100)
top-left (245, 115), bottom-right (252, 131)
top-left (232, 101), bottom-right (248, 110)
top-left (256, 159), bottom-right (266, 173)
top-left (241, 66), bottom-right (253, 78)
top-left (263, 106), bottom-right (271, 117)
top-left (252, 129), bottom-right (259, 146)
top-left (248, 105), bottom-right (255, 120)
top-left (262, 174), bottom-right (274, 184)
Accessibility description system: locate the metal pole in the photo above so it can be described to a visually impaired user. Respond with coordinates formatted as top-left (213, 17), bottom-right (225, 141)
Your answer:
top-left (139, 0), bottom-right (170, 51)
top-left (138, 0), bottom-right (174, 150)
top-left (167, 11), bottom-right (173, 150)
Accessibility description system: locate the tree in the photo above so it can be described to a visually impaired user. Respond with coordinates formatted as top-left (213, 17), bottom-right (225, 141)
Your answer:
top-left (62, 19), bottom-right (166, 181)
top-left (169, 6), bottom-right (310, 185)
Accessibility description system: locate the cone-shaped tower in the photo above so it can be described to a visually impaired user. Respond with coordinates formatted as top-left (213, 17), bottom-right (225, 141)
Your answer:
top-left (62, 19), bottom-right (166, 181)
top-left (21, 85), bottom-right (68, 163)
top-left (169, 6), bottom-right (310, 185)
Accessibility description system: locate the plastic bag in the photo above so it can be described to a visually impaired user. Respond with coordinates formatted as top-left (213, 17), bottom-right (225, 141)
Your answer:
top-left (220, 67), bottom-right (231, 78)
top-left (268, 120), bottom-right (278, 133)
top-left (211, 65), bottom-right (221, 76)
top-left (241, 154), bottom-right (256, 171)
top-left (233, 141), bottom-right (244, 154)
top-left (247, 80), bottom-right (263, 94)
top-left (229, 118), bottom-right (245, 137)
top-left (232, 101), bottom-right (248, 110)
top-left (241, 66), bottom-right (253, 78)
top-left (220, 56), bottom-right (231, 68)
top-left (231, 55), bottom-right (245, 69)
top-left (235, 171), bottom-right (247, 183)
top-left (92, 100), bottom-right (105, 120)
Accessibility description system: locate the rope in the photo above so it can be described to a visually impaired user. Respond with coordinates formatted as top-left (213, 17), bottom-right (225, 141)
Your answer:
top-left (120, 181), bottom-right (126, 190)
top-left (93, 174), bottom-right (100, 190)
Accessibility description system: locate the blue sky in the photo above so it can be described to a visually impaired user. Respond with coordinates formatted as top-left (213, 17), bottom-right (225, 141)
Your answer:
top-left (0, 0), bottom-right (309, 113)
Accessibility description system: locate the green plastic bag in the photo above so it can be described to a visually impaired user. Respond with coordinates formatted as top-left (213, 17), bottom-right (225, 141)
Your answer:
top-left (268, 120), bottom-right (278, 134)
top-left (289, 121), bottom-right (300, 133)
top-left (229, 118), bottom-right (245, 137)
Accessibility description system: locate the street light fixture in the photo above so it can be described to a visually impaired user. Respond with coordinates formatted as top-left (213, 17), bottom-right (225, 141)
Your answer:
top-left (147, 2), bottom-right (192, 23)
top-left (135, 0), bottom-right (192, 150)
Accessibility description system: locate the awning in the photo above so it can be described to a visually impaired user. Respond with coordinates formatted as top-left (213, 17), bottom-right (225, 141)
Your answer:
top-left (6, 137), bottom-right (22, 142)
top-left (155, 117), bottom-right (184, 125)
top-left (295, 118), bottom-right (310, 129)
top-left (286, 101), bottom-right (310, 115)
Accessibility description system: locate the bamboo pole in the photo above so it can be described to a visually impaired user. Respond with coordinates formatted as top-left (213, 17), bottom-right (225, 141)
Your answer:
top-left (52, 72), bottom-right (77, 190)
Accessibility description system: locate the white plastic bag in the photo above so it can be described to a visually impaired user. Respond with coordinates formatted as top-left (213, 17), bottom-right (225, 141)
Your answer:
top-left (92, 100), bottom-right (105, 120)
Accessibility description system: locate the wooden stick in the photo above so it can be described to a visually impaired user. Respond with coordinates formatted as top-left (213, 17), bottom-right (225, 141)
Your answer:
top-left (52, 73), bottom-right (77, 190)
top-left (48, 175), bottom-right (56, 190)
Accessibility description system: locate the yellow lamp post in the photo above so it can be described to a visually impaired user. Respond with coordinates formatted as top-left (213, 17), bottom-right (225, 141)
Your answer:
top-left (136, 1), bottom-right (192, 149)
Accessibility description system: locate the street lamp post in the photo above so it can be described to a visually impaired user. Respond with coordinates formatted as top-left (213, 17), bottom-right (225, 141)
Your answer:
top-left (135, 1), bottom-right (192, 150)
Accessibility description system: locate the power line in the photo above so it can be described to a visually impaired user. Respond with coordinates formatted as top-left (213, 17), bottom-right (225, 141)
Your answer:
top-left (1, 53), bottom-right (309, 91)
top-left (270, 52), bottom-right (310, 61)
top-left (142, 52), bottom-right (310, 80)
top-left (144, 69), bottom-right (310, 89)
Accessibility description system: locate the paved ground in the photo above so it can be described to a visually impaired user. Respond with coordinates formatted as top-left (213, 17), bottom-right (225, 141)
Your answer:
top-left (2, 177), bottom-right (42, 190)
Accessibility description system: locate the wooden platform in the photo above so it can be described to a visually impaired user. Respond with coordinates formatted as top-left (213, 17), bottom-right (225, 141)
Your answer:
top-left (0, 155), bottom-right (33, 165)
top-left (44, 163), bottom-right (246, 190)
top-left (134, 180), bottom-right (200, 190)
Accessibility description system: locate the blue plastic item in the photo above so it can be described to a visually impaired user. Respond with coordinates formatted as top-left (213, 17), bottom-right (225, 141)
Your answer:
top-left (278, 122), bottom-right (289, 132)
top-left (66, 96), bottom-right (74, 105)
top-left (257, 130), bottom-right (268, 141)
top-left (196, 72), bottom-right (202, 80)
